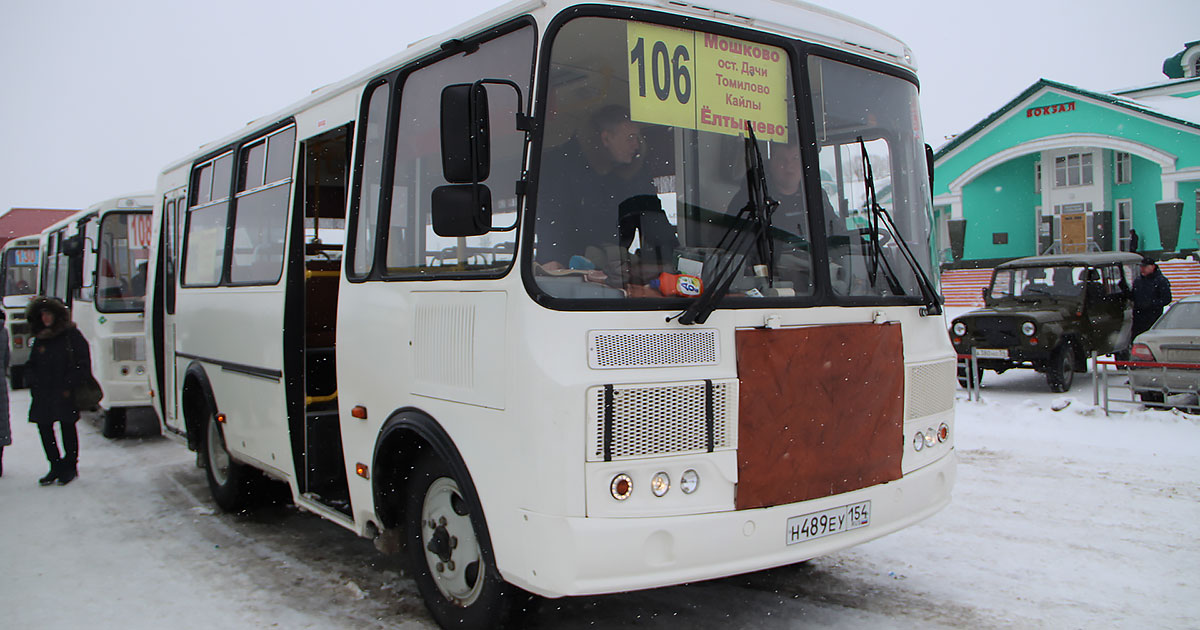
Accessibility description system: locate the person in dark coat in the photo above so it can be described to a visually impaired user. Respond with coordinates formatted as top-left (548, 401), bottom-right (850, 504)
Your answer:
top-left (1131, 257), bottom-right (1172, 339)
top-left (0, 309), bottom-right (10, 477)
top-left (26, 297), bottom-right (92, 486)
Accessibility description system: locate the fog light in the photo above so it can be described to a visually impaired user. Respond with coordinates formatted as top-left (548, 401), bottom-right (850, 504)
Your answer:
top-left (952, 322), bottom-right (966, 336)
top-left (610, 474), bottom-right (633, 501)
top-left (938, 423), bottom-right (949, 443)
top-left (651, 472), bottom-right (670, 497)
top-left (680, 469), bottom-right (699, 494)
top-left (913, 432), bottom-right (925, 451)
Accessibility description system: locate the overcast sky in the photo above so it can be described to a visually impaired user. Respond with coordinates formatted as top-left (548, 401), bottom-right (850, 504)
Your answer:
top-left (1, 0), bottom-right (1196, 214)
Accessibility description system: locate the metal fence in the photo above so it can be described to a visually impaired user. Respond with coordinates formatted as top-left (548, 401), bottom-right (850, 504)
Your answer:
top-left (1094, 358), bottom-right (1200, 415)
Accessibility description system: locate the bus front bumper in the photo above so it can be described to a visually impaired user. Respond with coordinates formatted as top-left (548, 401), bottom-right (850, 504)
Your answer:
top-left (501, 451), bottom-right (956, 598)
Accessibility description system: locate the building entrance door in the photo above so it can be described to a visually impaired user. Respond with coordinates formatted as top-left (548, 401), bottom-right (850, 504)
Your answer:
top-left (1061, 212), bottom-right (1087, 253)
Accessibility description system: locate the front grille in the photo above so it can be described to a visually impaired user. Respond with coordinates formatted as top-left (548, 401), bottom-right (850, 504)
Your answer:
top-left (971, 317), bottom-right (1020, 348)
top-left (589, 329), bottom-right (719, 369)
top-left (112, 337), bottom-right (144, 362)
top-left (588, 379), bottom-right (737, 461)
top-left (906, 360), bottom-right (956, 419)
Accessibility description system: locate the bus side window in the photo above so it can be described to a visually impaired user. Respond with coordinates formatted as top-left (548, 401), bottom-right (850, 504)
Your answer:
top-left (230, 126), bottom-right (295, 285)
top-left (347, 81), bottom-right (391, 279)
top-left (383, 23), bottom-right (534, 277)
top-left (183, 153), bottom-right (234, 286)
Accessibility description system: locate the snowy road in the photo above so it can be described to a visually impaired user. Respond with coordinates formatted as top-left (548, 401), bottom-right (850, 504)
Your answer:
top-left (2, 377), bottom-right (1198, 629)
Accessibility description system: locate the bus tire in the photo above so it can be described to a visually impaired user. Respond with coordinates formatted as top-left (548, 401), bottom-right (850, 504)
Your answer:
top-left (101, 408), bottom-right (126, 439)
top-left (404, 455), bottom-right (530, 629)
top-left (201, 408), bottom-right (260, 512)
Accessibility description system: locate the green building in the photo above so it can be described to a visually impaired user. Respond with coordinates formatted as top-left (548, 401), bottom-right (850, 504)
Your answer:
top-left (933, 41), bottom-right (1200, 269)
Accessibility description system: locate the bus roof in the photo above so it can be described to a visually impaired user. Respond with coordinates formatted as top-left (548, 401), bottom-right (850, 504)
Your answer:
top-left (162, 0), bottom-right (914, 174)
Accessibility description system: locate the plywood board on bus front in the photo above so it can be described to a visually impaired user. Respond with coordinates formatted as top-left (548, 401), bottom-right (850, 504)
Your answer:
top-left (734, 322), bottom-right (903, 510)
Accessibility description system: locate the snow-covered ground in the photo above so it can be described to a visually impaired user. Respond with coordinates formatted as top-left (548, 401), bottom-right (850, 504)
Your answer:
top-left (2, 367), bottom-right (1198, 629)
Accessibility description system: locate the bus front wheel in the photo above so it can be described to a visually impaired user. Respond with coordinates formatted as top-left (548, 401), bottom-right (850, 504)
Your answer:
top-left (404, 455), bottom-right (531, 629)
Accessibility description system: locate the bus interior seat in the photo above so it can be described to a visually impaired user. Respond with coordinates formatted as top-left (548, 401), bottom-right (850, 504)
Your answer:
top-left (305, 258), bottom-right (340, 400)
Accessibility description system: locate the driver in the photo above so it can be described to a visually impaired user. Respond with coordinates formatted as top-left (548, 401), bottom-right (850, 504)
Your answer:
top-left (534, 105), bottom-right (659, 270)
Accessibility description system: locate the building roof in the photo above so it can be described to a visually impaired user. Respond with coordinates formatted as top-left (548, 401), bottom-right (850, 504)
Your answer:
top-left (0, 207), bottom-right (79, 243)
top-left (1162, 40), bottom-right (1200, 79)
top-left (934, 78), bottom-right (1200, 159)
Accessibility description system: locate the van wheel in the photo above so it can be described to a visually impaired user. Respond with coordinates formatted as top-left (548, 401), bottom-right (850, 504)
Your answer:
top-left (405, 455), bottom-right (531, 629)
top-left (1046, 343), bottom-right (1075, 393)
top-left (202, 409), bottom-right (260, 512)
top-left (101, 408), bottom-right (126, 439)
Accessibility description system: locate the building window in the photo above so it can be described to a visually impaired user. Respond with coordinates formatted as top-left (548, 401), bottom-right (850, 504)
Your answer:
top-left (1116, 199), bottom-right (1132, 251)
top-left (1114, 152), bottom-right (1132, 185)
top-left (1054, 152), bottom-right (1093, 188)
top-left (1034, 162), bottom-right (1042, 193)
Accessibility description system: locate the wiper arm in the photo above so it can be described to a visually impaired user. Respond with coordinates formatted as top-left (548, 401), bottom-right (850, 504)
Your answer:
top-left (675, 122), bottom-right (778, 325)
top-left (856, 136), bottom-right (943, 315)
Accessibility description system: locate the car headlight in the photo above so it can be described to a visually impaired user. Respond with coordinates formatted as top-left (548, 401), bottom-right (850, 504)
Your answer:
top-left (952, 322), bottom-right (967, 336)
top-left (1021, 321), bottom-right (1036, 336)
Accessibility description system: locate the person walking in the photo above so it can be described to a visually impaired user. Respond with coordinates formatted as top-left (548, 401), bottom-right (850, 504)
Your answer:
top-left (1131, 257), bottom-right (1173, 339)
top-left (26, 297), bottom-right (92, 486)
top-left (0, 310), bottom-right (10, 477)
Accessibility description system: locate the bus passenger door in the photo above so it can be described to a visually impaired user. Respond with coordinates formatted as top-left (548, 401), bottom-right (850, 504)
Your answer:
top-left (286, 124), bottom-right (353, 516)
top-left (152, 188), bottom-right (186, 433)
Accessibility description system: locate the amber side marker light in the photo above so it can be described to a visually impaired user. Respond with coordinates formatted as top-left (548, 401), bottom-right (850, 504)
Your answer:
top-left (356, 463), bottom-right (370, 479)
top-left (351, 405), bottom-right (368, 419)
top-left (216, 413), bottom-right (227, 424)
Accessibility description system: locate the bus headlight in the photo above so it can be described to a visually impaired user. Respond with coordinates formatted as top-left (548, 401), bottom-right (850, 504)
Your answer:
top-left (1021, 321), bottom-right (1036, 336)
top-left (952, 322), bottom-right (966, 336)
top-left (913, 432), bottom-right (925, 451)
top-left (679, 469), bottom-right (699, 494)
top-left (650, 472), bottom-right (670, 497)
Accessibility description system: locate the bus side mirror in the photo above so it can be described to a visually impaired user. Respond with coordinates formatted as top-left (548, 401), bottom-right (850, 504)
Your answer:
top-left (431, 184), bottom-right (492, 237)
top-left (925, 143), bottom-right (935, 192)
top-left (61, 235), bottom-right (84, 258)
top-left (440, 83), bottom-right (491, 184)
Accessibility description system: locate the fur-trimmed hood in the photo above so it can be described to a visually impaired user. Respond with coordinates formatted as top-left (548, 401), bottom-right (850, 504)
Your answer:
top-left (26, 296), bottom-right (76, 339)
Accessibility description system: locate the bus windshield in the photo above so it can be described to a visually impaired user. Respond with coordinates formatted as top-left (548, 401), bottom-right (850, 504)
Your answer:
top-left (97, 211), bottom-right (152, 312)
top-left (2, 247), bottom-right (38, 296)
top-left (530, 17), bottom-right (933, 306)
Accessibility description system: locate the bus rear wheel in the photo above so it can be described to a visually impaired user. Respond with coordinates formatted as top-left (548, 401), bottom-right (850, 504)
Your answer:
top-left (201, 410), bottom-right (260, 512)
top-left (404, 455), bottom-right (530, 629)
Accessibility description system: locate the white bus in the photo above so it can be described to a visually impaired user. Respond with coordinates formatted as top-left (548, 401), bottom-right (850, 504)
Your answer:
top-left (146, 1), bottom-right (956, 627)
top-left (0, 235), bottom-right (42, 386)
top-left (43, 195), bottom-right (155, 437)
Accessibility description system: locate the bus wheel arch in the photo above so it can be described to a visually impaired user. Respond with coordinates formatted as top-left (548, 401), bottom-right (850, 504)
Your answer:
top-left (180, 362), bottom-right (261, 512)
top-left (373, 410), bottom-right (532, 628)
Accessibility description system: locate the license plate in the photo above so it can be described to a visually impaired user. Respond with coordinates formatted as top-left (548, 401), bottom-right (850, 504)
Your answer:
top-left (973, 348), bottom-right (1008, 359)
top-left (786, 500), bottom-right (871, 545)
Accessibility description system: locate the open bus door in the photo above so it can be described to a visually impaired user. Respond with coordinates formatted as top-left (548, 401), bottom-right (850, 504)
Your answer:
top-left (285, 123), bottom-right (353, 516)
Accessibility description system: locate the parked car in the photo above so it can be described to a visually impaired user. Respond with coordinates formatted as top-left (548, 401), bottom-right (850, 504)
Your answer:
top-left (949, 252), bottom-right (1141, 392)
top-left (1129, 295), bottom-right (1200, 403)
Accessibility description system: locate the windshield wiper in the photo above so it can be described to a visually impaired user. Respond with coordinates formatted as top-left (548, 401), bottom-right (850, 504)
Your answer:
top-left (857, 137), bottom-right (943, 315)
top-left (675, 122), bottom-right (778, 325)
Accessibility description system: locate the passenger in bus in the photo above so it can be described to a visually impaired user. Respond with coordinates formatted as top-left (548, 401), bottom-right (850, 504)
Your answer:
top-left (0, 310), bottom-right (9, 477)
top-left (25, 297), bottom-right (93, 486)
top-left (130, 261), bottom-right (148, 297)
top-left (535, 105), bottom-right (662, 275)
